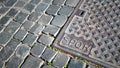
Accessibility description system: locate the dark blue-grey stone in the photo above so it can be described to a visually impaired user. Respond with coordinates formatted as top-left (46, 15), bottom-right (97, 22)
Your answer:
top-left (42, 0), bottom-right (52, 3)
top-left (24, 3), bottom-right (35, 12)
top-left (0, 16), bottom-right (10, 25)
top-left (4, 0), bottom-right (17, 7)
top-left (0, 7), bottom-right (9, 14)
top-left (52, 0), bottom-right (65, 5)
top-left (30, 0), bottom-right (41, 4)
top-left (6, 8), bottom-right (18, 17)
top-left (35, 3), bottom-right (48, 12)
top-left (15, 1), bottom-right (25, 7)
top-left (22, 21), bottom-right (34, 31)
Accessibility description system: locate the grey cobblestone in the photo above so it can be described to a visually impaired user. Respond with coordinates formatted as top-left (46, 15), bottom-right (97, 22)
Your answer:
top-left (0, 31), bottom-right (11, 45)
top-left (66, 0), bottom-right (80, 7)
top-left (21, 55), bottom-right (44, 68)
top-left (42, 0), bottom-right (53, 4)
top-left (42, 65), bottom-right (55, 68)
top-left (68, 59), bottom-right (86, 68)
top-left (46, 5), bottom-right (60, 15)
top-left (24, 3), bottom-right (35, 12)
top-left (30, 23), bottom-right (44, 35)
top-left (4, 21), bottom-right (20, 35)
top-left (0, 16), bottom-right (10, 26)
top-left (14, 1), bottom-right (25, 8)
top-left (38, 34), bottom-right (54, 46)
top-left (15, 11), bottom-right (28, 23)
top-left (35, 3), bottom-right (48, 12)
top-left (43, 25), bottom-right (60, 36)
top-left (58, 6), bottom-right (74, 16)
top-left (41, 48), bottom-right (57, 62)
top-left (0, 39), bottom-right (20, 61)
top-left (31, 43), bottom-right (46, 57)
top-left (0, 7), bottom-right (9, 14)
top-left (52, 53), bottom-right (70, 68)
top-left (22, 21), bottom-right (34, 31)
top-left (30, 0), bottom-right (41, 4)
top-left (6, 8), bottom-right (18, 17)
top-left (14, 28), bottom-right (27, 41)
top-left (23, 34), bottom-right (37, 46)
top-left (4, 0), bottom-right (17, 7)
top-left (38, 14), bottom-right (53, 25)
top-left (52, 0), bottom-right (65, 6)
top-left (28, 11), bottom-right (41, 22)
top-left (51, 15), bottom-right (67, 27)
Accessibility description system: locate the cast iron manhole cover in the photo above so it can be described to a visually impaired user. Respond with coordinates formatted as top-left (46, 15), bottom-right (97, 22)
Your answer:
top-left (53, 0), bottom-right (120, 68)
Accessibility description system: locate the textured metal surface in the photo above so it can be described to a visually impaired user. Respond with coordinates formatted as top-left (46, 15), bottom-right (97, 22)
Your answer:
top-left (54, 0), bottom-right (120, 68)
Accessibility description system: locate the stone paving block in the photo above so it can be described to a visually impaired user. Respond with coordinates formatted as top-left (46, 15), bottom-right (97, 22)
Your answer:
top-left (31, 43), bottom-right (46, 57)
top-left (0, 25), bottom-right (3, 31)
top-left (52, 53), bottom-right (70, 68)
top-left (0, 16), bottom-right (10, 26)
top-left (15, 44), bottom-right (30, 59)
top-left (42, 65), bottom-right (55, 68)
top-left (35, 3), bottom-right (48, 12)
top-left (68, 59), bottom-right (86, 68)
top-left (51, 15), bottom-right (67, 27)
top-left (66, 0), bottom-right (80, 7)
top-left (14, 1), bottom-right (25, 7)
top-left (38, 14), bottom-right (53, 25)
top-left (0, 31), bottom-right (11, 45)
top-left (46, 5), bottom-right (60, 15)
top-left (24, 3), bottom-right (35, 12)
top-left (58, 6), bottom-right (74, 16)
top-left (6, 55), bottom-right (23, 68)
top-left (14, 28), bottom-right (27, 41)
top-left (4, 0), bottom-right (17, 7)
top-left (28, 11), bottom-right (41, 22)
top-left (6, 8), bottom-right (18, 17)
top-left (42, 0), bottom-right (52, 4)
top-left (30, 0), bottom-right (41, 4)
top-left (43, 25), bottom-right (60, 36)
top-left (0, 7), bottom-right (9, 14)
top-left (0, 39), bottom-right (20, 61)
top-left (0, 61), bottom-right (3, 68)
top-left (22, 21), bottom-right (34, 31)
top-left (23, 34), bottom-right (37, 46)
top-left (15, 11), bottom-right (28, 23)
top-left (21, 55), bottom-right (44, 68)
top-left (30, 23), bottom-right (44, 35)
top-left (41, 48), bottom-right (57, 62)
top-left (4, 21), bottom-right (20, 35)
top-left (38, 34), bottom-right (54, 46)
top-left (52, 0), bottom-right (65, 6)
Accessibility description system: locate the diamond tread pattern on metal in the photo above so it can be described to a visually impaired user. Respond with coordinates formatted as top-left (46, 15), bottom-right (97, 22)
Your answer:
top-left (54, 0), bottom-right (120, 68)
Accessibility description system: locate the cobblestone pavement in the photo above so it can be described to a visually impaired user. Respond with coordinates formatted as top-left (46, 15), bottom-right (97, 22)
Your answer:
top-left (0, 0), bottom-right (119, 68)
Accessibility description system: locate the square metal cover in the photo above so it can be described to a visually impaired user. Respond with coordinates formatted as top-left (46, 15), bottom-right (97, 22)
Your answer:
top-left (53, 0), bottom-right (120, 68)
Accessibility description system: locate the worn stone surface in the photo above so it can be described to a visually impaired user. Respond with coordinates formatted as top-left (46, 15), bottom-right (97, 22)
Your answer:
top-left (66, 0), bottom-right (80, 7)
top-left (0, 16), bottom-right (10, 26)
top-left (24, 3), bottom-right (35, 12)
top-left (52, 0), bottom-right (65, 6)
top-left (22, 21), bottom-right (34, 31)
top-left (51, 15), bottom-right (67, 27)
top-left (68, 59), bottom-right (86, 68)
top-left (21, 55), bottom-right (44, 68)
top-left (31, 43), bottom-right (46, 57)
top-left (42, 65), bottom-right (55, 68)
top-left (38, 34), bottom-right (54, 46)
top-left (30, 0), bottom-right (41, 4)
top-left (35, 3), bottom-right (48, 12)
top-left (42, 0), bottom-right (52, 3)
top-left (52, 53), bottom-right (70, 68)
top-left (23, 34), bottom-right (37, 46)
top-left (41, 48), bottom-right (57, 62)
top-left (6, 8), bottom-right (18, 17)
top-left (43, 25), bottom-right (60, 36)
top-left (14, 1), bottom-right (25, 7)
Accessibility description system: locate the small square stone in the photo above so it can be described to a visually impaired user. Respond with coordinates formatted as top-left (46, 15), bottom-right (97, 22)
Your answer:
top-left (28, 11), bottom-right (41, 22)
top-left (31, 43), bottom-right (46, 57)
top-left (22, 21), bottom-right (34, 31)
top-left (24, 3), bottom-right (35, 12)
top-left (41, 48), bottom-right (57, 62)
top-left (52, 0), bottom-right (65, 5)
top-left (51, 15), bottom-right (67, 27)
top-left (68, 59), bottom-right (86, 68)
top-left (0, 7), bottom-right (9, 14)
top-left (21, 55), bottom-right (44, 68)
top-left (38, 34), bottom-right (54, 46)
top-left (0, 16), bottom-right (10, 26)
top-left (58, 6), bottom-right (74, 16)
top-left (4, 0), bottom-right (16, 7)
top-left (15, 1), bottom-right (25, 7)
top-left (38, 14), bottom-right (53, 25)
top-left (46, 5), bottom-right (60, 15)
top-left (4, 21), bottom-right (20, 35)
top-left (35, 3), bottom-right (48, 12)
top-left (30, 0), bottom-right (41, 4)
top-left (42, 0), bottom-right (52, 3)
top-left (66, 0), bottom-right (80, 7)
top-left (43, 25), bottom-right (60, 36)
top-left (14, 29), bottom-right (27, 41)
top-left (15, 11), bottom-right (28, 23)
top-left (6, 8), bottom-right (18, 17)
top-left (23, 34), bottom-right (37, 46)
top-left (52, 53), bottom-right (70, 68)
top-left (30, 23), bottom-right (45, 35)
top-left (0, 31), bottom-right (11, 45)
